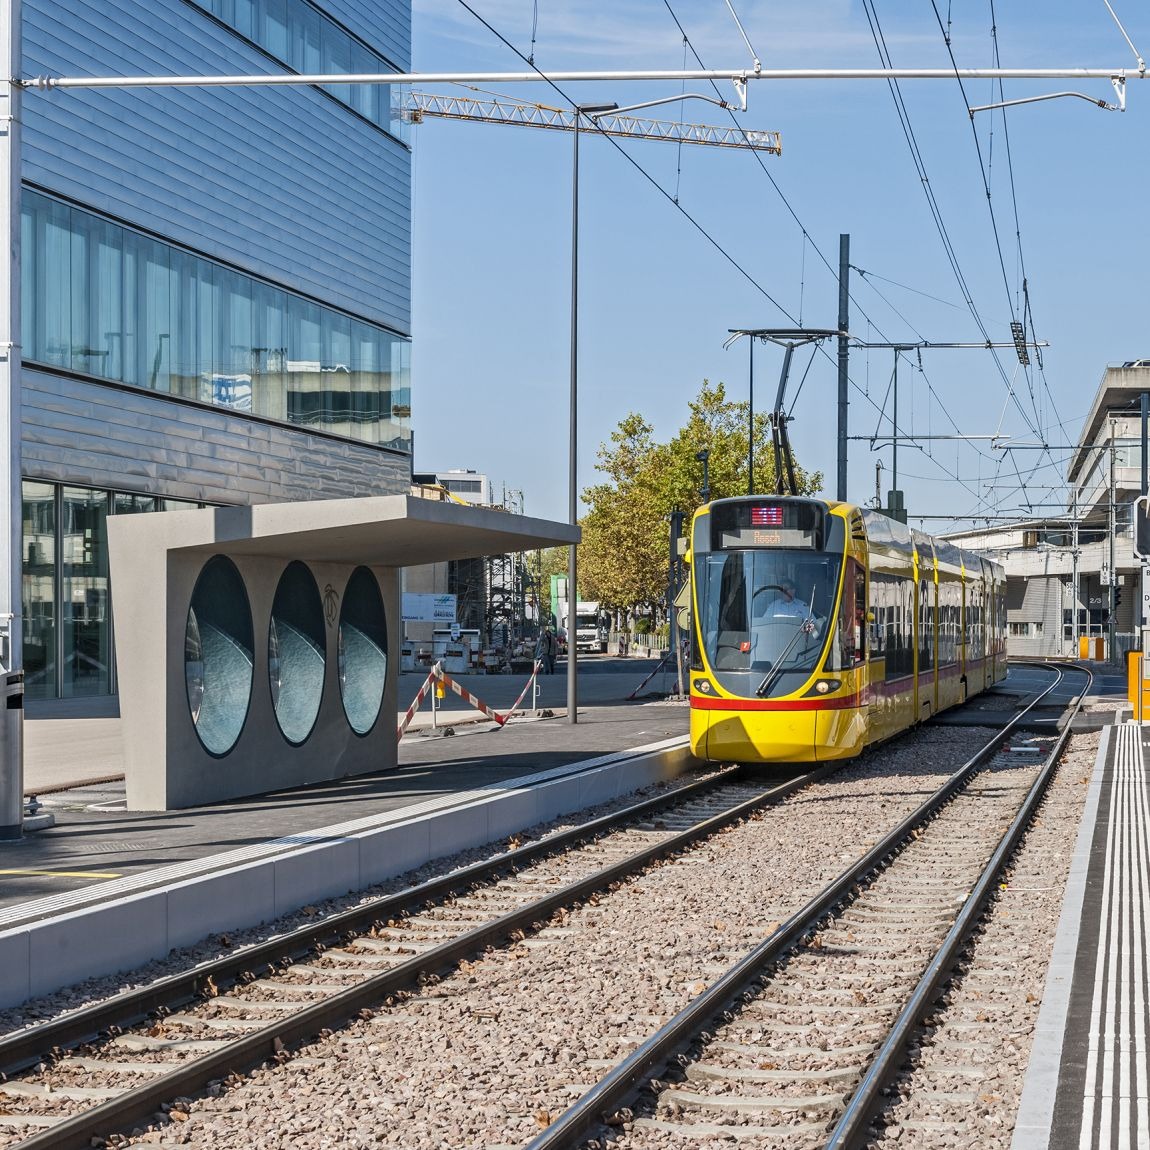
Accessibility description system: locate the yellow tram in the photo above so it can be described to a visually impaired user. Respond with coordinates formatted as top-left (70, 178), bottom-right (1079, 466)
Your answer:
top-left (687, 496), bottom-right (1007, 763)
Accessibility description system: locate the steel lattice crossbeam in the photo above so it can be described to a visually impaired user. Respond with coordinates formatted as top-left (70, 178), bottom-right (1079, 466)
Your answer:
top-left (404, 92), bottom-right (781, 153)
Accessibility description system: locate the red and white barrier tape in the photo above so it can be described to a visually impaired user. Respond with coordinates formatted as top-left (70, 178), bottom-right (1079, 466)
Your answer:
top-left (626, 652), bottom-right (671, 700)
top-left (495, 660), bottom-right (543, 729)
top-left (396, 663), bottom-right (440, 740)
top-left (435, 667), bottom-right (508, 726)
top-left (399, 662), bottom-right (548, 739)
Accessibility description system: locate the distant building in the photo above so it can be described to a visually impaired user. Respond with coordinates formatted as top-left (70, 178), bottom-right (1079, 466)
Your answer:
top-left (405, 474), bottom-right (531, 656)
top-left (413, 470), bottom-right (494, 505)
top-left (945, 361), bottom-right (1150, 658)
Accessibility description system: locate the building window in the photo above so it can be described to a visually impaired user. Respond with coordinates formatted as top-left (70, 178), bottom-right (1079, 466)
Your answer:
top-left (60, 487), bottom-right (111, 698)
top-left (22, 481), bottom-right (207, 701)
top-left (1009, 622), bottom-right (1033, 637)
top-left (22, 482), bottom-right (56, 700)
top-left (189, 0), bottom-right (410, 141)
top-left (22, 191), bottom-right (412, 453)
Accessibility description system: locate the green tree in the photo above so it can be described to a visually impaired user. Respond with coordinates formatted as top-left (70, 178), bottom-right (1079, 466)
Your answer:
top-left (527, 547), bottom-right (569, 627)
top-left (578, 380), bottom-right (823, 615)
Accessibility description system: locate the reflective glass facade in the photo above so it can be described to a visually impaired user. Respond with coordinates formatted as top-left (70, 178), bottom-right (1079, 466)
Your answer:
top-left (22, 191), bottom-right (412, 450)
top-left (190, 0), bottom-right (410, 141)
top-left (22, 482), bottom-right (206, 700)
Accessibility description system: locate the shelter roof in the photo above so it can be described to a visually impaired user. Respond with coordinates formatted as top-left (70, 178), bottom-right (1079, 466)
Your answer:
top-left (108, 495), bottom-right (579, 564)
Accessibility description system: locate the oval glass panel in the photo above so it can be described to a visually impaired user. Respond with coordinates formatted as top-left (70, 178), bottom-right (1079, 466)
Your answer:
top-left (338, 567), bottom-right (388, 735)
top-left (269, 561), bottom-right (326, 745)
top-left (185, 556), bottom-right (254, 756)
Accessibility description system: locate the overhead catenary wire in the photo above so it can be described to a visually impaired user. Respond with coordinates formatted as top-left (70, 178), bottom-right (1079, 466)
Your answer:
top-left (928, 0), bottom-right (1050, 453)
top-left (657, 0), bottom-right (995, 502)
top-left (450, 0), bottom-right (792, 319)
top-left (723, 0), bottom-right (762, 73)
top-left (657, 0), bottom-right (1019, 509)
top-left (454, 0), bottom-right (1028, 513)
top-left (985, 4), bottom-right (1071, 486)
top-left (527, 0), bottom-right (538, 66)
top-left (927, 0), bottom-right (1019, 326)
top-left (851, 266), bottom-right (970, 314)
top-left (1101, 0), bottom-right (1146, 72)
top-left (674, 36), bottom-right (688, 204)
top-left (860, 0), bottom-right (1044, 456)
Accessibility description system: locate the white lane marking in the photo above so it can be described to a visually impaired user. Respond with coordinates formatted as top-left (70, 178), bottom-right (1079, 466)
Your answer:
top-left (1131, 736), bottom-right (1150, 1149)
top-left (1079, 724), bottom-right (1124, 1150)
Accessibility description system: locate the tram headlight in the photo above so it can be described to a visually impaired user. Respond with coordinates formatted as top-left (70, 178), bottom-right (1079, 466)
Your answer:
top-left (809, 678), bottom-right (842, 695)
top-left (693, 678), bottom-right (713, 694)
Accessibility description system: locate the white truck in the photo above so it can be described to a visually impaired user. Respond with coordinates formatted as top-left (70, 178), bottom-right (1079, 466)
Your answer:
top-left (560, 599), bottom-right (603, 654)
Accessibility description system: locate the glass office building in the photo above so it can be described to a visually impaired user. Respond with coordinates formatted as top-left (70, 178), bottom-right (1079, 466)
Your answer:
top-left (20, 0), bottom-right (413, 703)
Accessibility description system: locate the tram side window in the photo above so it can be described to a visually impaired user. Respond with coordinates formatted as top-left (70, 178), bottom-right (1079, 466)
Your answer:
top-left (967, 584), bottom-right (984, 661)
top-left (919, 578), bottom-right (935, 671)
top-left (896, 576), bottom-right (915, 678)
top-left (996, 582), bottom-right (1007, 653)
top-left (872, 572), bottom-right (914, 680)
top-left (938, 580), bottom-right (960, 665)
top-left (831, 558), bottom-right (865, 670)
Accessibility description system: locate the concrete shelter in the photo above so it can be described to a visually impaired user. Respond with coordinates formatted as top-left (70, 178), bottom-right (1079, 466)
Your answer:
top-left (108, 497), bottom-right (578, 810)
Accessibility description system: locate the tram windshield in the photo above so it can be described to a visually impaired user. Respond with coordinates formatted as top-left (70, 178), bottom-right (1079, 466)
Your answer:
top-left (697, 550), bottom-right (842, 696)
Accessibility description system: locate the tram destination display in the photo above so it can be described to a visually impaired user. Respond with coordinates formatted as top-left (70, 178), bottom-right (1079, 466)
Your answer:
top-left (711, 500), bottom-right (823, 550)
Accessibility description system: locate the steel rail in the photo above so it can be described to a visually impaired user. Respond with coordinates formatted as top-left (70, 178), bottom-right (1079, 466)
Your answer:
top-left (0, 751), bottom-right (728, 1075)
top-left (523, 663), bottom-right (1070, 1150)
top-left (7, 766), bottom-right (833, 1150)
top-left (825, 662), bottom-right (1094, 1148)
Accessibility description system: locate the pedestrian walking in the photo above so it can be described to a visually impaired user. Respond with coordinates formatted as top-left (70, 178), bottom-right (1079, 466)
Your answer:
top-left (535, 627), bottom-right (557, 674)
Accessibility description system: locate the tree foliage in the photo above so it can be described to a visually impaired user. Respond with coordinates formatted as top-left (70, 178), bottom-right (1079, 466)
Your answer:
top-left (578, 380), bottom-right (823, 614)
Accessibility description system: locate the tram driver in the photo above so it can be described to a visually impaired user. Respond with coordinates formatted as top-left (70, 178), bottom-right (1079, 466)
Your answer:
top-left (764, 579), bottom-right (821, 635)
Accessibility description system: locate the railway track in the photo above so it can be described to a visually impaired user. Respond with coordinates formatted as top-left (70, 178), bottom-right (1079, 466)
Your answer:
top-left (0, 765), bottom-right (825, 1148)
top-left (0, 663), bottom-right (1087, 1148)
top-left (527, 661), bottom-right (1092, 1149)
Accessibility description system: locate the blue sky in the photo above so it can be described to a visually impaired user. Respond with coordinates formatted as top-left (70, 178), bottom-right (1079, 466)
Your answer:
top-left (408, 1), bottom-right (1148, 529)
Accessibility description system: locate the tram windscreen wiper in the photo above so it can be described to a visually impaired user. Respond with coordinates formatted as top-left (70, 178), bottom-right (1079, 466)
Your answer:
top-left (755, 587), bottom-right (818, 698)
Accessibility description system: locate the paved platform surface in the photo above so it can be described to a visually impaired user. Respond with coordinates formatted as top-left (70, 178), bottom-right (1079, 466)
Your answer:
top-left (21, 658), bottom-right (682, 792)
top-left (3, 657), bottom-right (687, 915)
top-left (1013, 717), bottom-right (1150, 1150)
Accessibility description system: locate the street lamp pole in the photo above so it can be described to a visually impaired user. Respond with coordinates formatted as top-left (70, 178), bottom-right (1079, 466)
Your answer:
top-left (747, 337), bottom-right (754, 494)
top-left (568, 102), bottom-right (614, 726)
top-left (0, 0), bottom-right (24, 840)
top-left (695, 448), bottom-right (710, 503)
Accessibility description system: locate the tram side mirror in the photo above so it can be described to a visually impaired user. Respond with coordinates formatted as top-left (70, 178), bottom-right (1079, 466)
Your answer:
top-left (677, 607), bottom-right (691, 631)
top-left (676, 539), bottom-right (689, 558)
